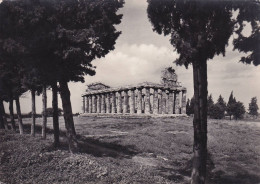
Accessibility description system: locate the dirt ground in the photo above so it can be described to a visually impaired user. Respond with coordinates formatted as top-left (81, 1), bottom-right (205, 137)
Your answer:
top-left (0, 116), bottom-right (260, 184)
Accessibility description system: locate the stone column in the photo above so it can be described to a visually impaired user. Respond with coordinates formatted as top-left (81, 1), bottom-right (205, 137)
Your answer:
top-left (142, 95), bottom-right (145, 112)
top-left (111, 92), bottom-right (116, 113)
top-left (168, 91), bottom-right (174, 114)
top-left (165, 90), bottom-right (169, 114)
top-left (92, 95), bottom-right (96, 113)
top-left (117, 91), bottom-right (122, 113)
top-left (97, 94), bottom-right (101, 113)
top-left (158, 89), bottom-right (162, 114)
top-left (175, 91), bottom-right (180, 114)
top-left (161, 89), bottom-right (166, 114)
top-left (145, 87), bottom-right (151, 114)
top-left (83, 96), bottom-right (85, 113)
top-left (123, 90), bottom-right (128, 113)
top-left (85, 96), bottom-right (89, 113)
top-left (106, 93), bottom-right (111, 113)
top-left (101, 94), bottom-right (106, 113)
top-left (137, 88), bottom-right (142, 114)
top-left (181, 90), bottom-right (187, 114)
top-left (89, 95), bottom-right (92, 113)
top-left (129, 89), bottom-right (135, 114)
top-left (153, 88), bottom-right (159, 114)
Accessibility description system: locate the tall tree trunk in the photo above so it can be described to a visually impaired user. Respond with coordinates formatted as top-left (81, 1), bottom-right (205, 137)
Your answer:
top-left (0, 100), bottom-right (8, 130)
top-left (59, 80), bottom-right (78, 153)
top-left (191, 59), bottom-right (208, 184)
top-left (15, 97), bottom-right (24, 135)
top-left (0, 108), bottom-right (4, 129)
top-left (42, 85), bottom-right (47, 139)
top-left (52, 82), bottom-right (60, 147)
top-left (0, 99), bottom-right (6, 129)
top-left (9, 98), bottom-right (16, 131)
top-left (31, 90), bottom-right (36, 136)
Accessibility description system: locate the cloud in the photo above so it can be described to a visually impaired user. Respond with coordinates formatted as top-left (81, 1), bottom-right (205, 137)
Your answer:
top-left (85, 43), bottom-right (178, 87)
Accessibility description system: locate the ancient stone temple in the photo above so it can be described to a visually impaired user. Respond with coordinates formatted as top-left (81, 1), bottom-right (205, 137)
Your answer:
top-left (81, 67), bottom-right (187, 115)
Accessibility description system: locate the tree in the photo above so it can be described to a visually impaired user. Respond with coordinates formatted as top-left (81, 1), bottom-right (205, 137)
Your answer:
top-left (44, 107), bottom-right (63, 117)
top-left (0, 0), bottom-right (44, 135)
top-left (49, 0), bottom-right (124, 152)
top-left (186, 99), bottom-right (191, 115)
top-left (217, 95), bottom-right (226, 111)
top-left (207, 94), bottom-right (214, 118)
top-left (227, 91), bottom-right (237, 120)
top-left (210, 104), bottom-right (224, 119)
top-left (249, 97), bottom-right (259, 118)
top-left (186, 97), bottom-right (195, 116)
top-left (233, 2), bottom-right (260, 66)
top-left (0, 39), bottom-right (26, 133)
top-left (42, 85), bottom-right (47, 139)
top-left (52, 83), bottom-right (60, 147)
top-left (211, 95), bottom-right (226, 119)
top-left (1, 0), bottom-right (124, 151)
top-left (233, 101), bottom-right (246, 120)
top-left (0, 79), bottom-right (8, 130)
top-left (147, 1), bottom-right (259, 183)
top-left (190, 96), bottom-right (195, 115)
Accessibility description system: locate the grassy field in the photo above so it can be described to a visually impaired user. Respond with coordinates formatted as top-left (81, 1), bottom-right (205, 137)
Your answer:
top-left (0, 116), bottom-right (260, 184)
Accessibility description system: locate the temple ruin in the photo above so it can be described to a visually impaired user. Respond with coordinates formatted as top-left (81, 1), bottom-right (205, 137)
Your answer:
top-left (81, 67), bottom-right (187, 115)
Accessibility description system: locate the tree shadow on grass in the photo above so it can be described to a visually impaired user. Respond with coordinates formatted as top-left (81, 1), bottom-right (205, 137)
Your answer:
top-left (76, 135), bottom-right (138, 158)
top-left (158, 151), bottom-right (260, 184)
top-left (208, 167), bottom-right (260, 184)
top-left (157, 152), bottom-right (216, 184)
top-left (21, 124), bottom-right (139, 159)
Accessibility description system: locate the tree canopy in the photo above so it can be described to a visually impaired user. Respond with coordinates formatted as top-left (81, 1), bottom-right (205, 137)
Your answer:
top-left (147, 1), bottom-right (259, 183)
top-left (249, 97), bottom-right (259, 117)
top-left (0, 0), bottom-right (124, 152)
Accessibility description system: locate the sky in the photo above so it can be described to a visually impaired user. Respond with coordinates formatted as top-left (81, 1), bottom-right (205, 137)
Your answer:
top-left (4, 0), bottom-right (260, 114)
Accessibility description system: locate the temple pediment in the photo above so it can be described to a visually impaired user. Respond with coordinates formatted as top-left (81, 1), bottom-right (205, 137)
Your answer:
top-left (86, 82), bottom-right (110, 91)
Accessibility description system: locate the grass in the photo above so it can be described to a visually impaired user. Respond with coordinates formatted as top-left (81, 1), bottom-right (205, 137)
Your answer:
top-left (0, 116), bottom-right (259, 184)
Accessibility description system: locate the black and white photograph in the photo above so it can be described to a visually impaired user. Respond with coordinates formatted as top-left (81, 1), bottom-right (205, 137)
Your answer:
top-left (0, 0), bottom-right (259, 183)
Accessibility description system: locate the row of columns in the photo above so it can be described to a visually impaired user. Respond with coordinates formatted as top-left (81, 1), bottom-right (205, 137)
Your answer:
top-left (82, 87), bottom-right (186, 115)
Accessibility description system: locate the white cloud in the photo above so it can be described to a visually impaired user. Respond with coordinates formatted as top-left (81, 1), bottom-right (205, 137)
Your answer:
top-left (85, 43), bottom-right (178, 87)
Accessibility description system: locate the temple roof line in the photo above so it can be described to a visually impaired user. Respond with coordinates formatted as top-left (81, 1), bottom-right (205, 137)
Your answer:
top-left (82, 82), bottom-right (186, 97)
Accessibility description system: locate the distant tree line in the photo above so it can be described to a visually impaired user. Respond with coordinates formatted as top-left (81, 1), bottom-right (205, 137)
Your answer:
top-left (186, 92), bottom-right (259, 120)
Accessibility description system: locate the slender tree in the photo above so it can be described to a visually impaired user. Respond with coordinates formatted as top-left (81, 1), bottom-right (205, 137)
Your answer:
top-left (212, 95), bottom-right (226, 119)
top-left (186, 99), bottom-right (191, 115)
top-left (227, 91), bottom-right (236, 120)
top-left (15, 97), bottom-right (24, 134)
top-left (52, 82), bottom-right (60, 147)
top-left (147, 1), bottom-right (259, 183)
top-left (8, 99), bottom-right (16, 131)
top-left (0, 100), bottom-right (8, 130)
top-left (189, 96), bottom-right (195, 115)
top-left (42, 85), bottom-right (47, 139)
top-left (233, 101), bottom-right (246, 120)
top-left (217, 95), bottom-right (226, 111)
top-left (0, 79), bottom-right (9, 130)
top-left (207, 94), bottom-right (214, 118)
top-left (249, 97), bottom-right (259, 118)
